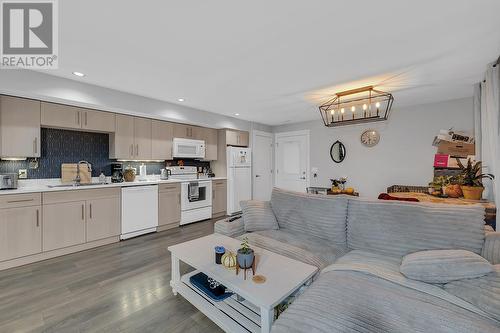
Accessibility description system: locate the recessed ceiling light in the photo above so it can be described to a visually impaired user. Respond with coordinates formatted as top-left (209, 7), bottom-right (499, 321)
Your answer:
top-left (234, 113), bottom-right (240, 116)
top-left (178, 98), bottom-right (185, 102)
top-left (72, 71), bottom-right (85, 77)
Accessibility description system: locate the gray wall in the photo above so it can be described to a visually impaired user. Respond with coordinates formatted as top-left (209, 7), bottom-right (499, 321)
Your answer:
top-left (272, 97), bottom-right (474, 198)
top-left (0, 70), bottom-right (271, 133)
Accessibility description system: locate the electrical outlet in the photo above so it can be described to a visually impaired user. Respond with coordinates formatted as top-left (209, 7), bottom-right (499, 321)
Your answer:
top-left (18, 169), bottom-right (28, 179)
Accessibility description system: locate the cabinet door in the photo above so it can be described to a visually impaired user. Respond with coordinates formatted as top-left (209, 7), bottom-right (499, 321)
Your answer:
top-left (0, 206), bottom-right (41, 261)
top-left (134, 117), bottom-right (152, 160)
top-left (86, 197), bottom-right (120, 242)
top-left (151, 120), bottom-right (173, 160)
top-left (212, 180), bottom-right (227, 216)
top-left (191, 126), bottom-right (204, 140)
top-left (111, 114), bottom-right (134, 159)
top-left (0, 96), bottom-right (41, 158)
top-left (173, 124), bottom-right (190, 139)
top-left (159, 184), bottom-right (181, 228)
top-left (82, 109), bottom-right (115, 132)
top-left (238, 131), bottom-right (249, 147)
top-left (41, 102), bottom-right (82, 130)
top-left (225, 130), bottom-right (239, 146)
top-left (203, 128), bottom-right (218, 160)
top-left (43, 201), bottom-right (86, 251)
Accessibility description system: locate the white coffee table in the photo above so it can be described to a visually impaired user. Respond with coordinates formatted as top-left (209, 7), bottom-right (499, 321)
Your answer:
top-left (168, 233), bottom-right (318, 333)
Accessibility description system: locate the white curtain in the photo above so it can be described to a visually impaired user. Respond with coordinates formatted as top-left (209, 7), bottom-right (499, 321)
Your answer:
top-left (477, 62), bottom-right (500, 208)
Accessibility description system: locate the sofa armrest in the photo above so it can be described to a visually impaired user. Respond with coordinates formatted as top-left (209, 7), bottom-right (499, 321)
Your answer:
top-left (481, 230), bottom-right (500, 264)
top-left (214, 217), bottom-right (245, 238)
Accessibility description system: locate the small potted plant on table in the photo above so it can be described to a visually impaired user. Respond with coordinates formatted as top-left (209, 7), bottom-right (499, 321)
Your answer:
top-left (456, 158), bottom-right (494, 200)
top-left (237, 237), bottom-right (254, 269)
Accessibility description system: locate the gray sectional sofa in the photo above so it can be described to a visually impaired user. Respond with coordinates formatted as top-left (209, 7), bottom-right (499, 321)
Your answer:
top-left (214, 188), bottom-right (500, 333)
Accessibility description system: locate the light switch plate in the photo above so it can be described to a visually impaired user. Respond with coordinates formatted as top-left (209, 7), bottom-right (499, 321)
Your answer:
top-left (18, 169), bottom-right (28, 179)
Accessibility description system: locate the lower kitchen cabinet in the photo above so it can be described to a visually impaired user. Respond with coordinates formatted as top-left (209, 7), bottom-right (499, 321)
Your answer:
top-left (212, 180), bottom-right (227, 218)
top-left (158, 183), bottom-right (181, 230)
top-left (0, 205), bottom-right (41, 262)
top-left (43, 201), bottom-right (86, 251)
top-left (86, 196), bottom-right (120, 242)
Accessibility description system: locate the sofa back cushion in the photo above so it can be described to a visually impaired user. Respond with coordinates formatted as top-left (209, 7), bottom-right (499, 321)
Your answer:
top-left (240, 200), bottom-right (279, 232)
top-left (270, 188), bottom-right (348, 246)
top-left (347, 198), bottom-right (486, 257)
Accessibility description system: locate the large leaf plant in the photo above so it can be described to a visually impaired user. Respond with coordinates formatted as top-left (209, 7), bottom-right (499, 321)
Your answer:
top-left (456, 158), bottom-right (494, 187)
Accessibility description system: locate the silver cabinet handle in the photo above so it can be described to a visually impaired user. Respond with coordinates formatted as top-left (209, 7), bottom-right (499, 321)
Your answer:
top-left (36, 209), bottom-right (39, 227)
top-left (7, 198), bottom-right (34, 204)
top-left (130, 144), bottom-right (134, 157)
top-left (135, 144), bottom-right (139, 156)
top-left (213, 189), bottom-right (216, 199)
top-left (178, 193), bottom-right (181, 205)
top-left (255, 174), bottom-right (261, 178)
top-left (82, 204), bottom-right (85, 220)
top-left (89, 203), bottom-right (92, 219)
top-left (85, 112), bottom-right (88, 126)
top-left (33, 137), bottom-right (37, 155)
top-left (77, 111), bottom-right (80, 125)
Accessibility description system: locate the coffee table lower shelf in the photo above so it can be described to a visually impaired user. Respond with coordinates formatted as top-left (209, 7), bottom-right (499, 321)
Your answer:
top-left (174, 270), bottom-right (261, 333)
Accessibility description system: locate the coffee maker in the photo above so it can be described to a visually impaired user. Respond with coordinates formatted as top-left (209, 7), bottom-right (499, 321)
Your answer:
top-left (111, 162), bottom-right (124, 183)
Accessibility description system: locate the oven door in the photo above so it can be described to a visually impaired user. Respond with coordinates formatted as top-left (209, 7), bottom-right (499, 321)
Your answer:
top-left (181, 181), bottom-right (212, 211)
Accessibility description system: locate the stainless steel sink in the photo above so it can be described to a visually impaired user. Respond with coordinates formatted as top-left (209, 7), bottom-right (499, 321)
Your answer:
top-left (47, 183), bottom-right (110, 188)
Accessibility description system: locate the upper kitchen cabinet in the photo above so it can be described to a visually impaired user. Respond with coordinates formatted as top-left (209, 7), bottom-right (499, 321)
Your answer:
top-left (173, 124), bottom-right (203, 139)
top-left (0, 96), bottom-right (41, 158)
top-left (110, 115), bottom-right (152, 160)
top-left (220, 129), bottom-right (249, 147)
top-left (41, 102), bottom-right (115, 133)
top-left (134, 117), bottom-right (152, 160)
top-left (202, 128), bottom-right (218, 160)
top-left (152, 120), bottom-right (173, 160)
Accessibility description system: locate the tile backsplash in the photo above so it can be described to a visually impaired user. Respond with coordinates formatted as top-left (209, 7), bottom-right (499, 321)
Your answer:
top-left (0, 128), bottom-right (209, 179)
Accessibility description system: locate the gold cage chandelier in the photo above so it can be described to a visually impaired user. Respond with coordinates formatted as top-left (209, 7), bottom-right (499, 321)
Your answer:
top-left (318, 86), bottom-right (394, 127)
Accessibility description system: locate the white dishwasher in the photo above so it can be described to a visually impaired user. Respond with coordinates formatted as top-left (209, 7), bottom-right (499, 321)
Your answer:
top-left (121, 185), bottom-right (158, 240)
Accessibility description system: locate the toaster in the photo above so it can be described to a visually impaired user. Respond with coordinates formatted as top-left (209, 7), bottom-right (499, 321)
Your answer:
top-left (0, 173), bottom-right (18, 190)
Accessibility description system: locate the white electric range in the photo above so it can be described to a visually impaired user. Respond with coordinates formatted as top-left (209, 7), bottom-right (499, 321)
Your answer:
top-left (167, 166), bottom-right (212, 225)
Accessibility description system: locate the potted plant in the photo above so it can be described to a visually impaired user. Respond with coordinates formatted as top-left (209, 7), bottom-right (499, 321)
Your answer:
top-left (456, 158), bottom-right (494, 200)
top-left (237, 237), bottom-right (254, 269)
top-left (428, 176), bottom-right (450, 196)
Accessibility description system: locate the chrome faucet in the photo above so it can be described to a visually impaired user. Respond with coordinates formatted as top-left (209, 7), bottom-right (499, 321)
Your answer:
top-left (73, 161), bottom-right (92, 186)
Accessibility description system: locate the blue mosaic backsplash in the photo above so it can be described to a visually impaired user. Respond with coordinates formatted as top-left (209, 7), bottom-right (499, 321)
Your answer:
top-left (0, 128), bottom-right (209, 179)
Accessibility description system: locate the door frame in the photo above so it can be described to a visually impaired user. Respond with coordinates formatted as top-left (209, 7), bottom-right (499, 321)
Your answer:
top-left (252, 130), bottom-right (274, 199)
top-left (274, 130), bottom-right (310, 190)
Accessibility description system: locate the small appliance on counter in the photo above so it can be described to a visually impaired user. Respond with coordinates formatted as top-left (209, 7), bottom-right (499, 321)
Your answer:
top-left (138, 163), bottom-right (147, 181)
top-left (0, 173), bottom-right (18, 190)
top-left (111, 162), bottom-right (124, 183)
top-left (160, 168), bottom-right (171, 180)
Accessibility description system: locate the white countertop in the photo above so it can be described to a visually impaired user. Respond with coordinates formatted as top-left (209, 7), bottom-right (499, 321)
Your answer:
top-left (0, 176), bottom-right (227, 195)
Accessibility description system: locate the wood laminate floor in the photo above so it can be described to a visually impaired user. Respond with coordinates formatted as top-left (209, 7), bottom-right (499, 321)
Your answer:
top-left (0, 219), bottom-right (223, 333)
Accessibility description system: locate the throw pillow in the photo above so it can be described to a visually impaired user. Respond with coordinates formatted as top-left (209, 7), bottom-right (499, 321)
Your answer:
top-left (400, 249), bottom-right (493, 283)
top-left (240, 200), bottom-right (279, 232)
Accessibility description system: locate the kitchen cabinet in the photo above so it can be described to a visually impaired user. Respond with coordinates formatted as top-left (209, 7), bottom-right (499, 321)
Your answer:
top-left (212, 180), bottom-right (227, 218)
top-left (158, 183), bottom-right (181, 230)
top-left (221, 129), bottom-right (249, 147)
top-left (152, 120), bottom-right (173, 160)
top-left (42, 188), bottom-right (120, 251)
top-left (0, 96), bottom-right (41, 158)
top-left (81, 109), bottom-right (115, 132)
top-left (0, 193), bottom-right (41, 262)
top-left (134, 117), bottom-right (152, 160)
top-left (86, 196), bottom-right (120, 242)
top-left (110, 115), bottom-right (152, 160)
top-left (173, 124), bottom-right (202, 139)
top-left (202, 128), bottom-right (218, 161)
top-left (41, 102), bottom-right (115, 133)
top-left (43, 200), bottom-right (86, 251)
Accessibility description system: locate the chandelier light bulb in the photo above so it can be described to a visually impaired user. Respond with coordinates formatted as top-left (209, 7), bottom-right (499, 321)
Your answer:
top-left (375, 102), bottom-right (381, 108)
top-left (330, 110), bottom-right (335, 115)
top-left (351, 106), bottom-right (356, 112)
top-left (362, 104), bottom-right (367, 110)
top-left (340, 108), bottom-right (345, 114)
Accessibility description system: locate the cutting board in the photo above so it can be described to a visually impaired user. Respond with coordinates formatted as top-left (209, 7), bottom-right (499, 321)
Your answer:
top-left (61, 164), bottom-right (92, 184)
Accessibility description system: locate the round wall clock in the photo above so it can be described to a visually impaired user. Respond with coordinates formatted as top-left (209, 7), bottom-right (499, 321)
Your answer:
top-left (360, 129), bottom-right (380, 147)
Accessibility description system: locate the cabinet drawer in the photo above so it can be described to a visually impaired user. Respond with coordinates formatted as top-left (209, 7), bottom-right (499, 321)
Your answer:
top-left (43, 188), bottom-right (120, 204)
top-left (0, 193), bottom-right (41, 209)
top-left (213, 180), bottom-right (226, 186)
top-left (158, 183), bottom-right (180, 193)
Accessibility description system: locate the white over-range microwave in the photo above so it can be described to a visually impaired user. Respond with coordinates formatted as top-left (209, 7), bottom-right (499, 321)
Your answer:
top-left (172, 138), bottom-right (206, 159)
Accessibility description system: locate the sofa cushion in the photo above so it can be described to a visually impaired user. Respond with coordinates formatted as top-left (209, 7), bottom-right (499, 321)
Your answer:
top-left (444, 265), bottom-right (500, 322)
top-left (400, 250), bottom-right (494, 283)
top-left (239, 230), bottom-right (347, 271)
top-left (270, 188), bottom-right (348, 247)
top-left (347, 198), bottom-right (486, 257)
top-left (240, 200), bottom-right (279, 232)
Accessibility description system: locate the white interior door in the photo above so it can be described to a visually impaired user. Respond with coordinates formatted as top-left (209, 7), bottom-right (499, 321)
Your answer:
top-left (275, 130), bottom-right (309, 192)
top-left (252, 130), bottom-right (274, 201)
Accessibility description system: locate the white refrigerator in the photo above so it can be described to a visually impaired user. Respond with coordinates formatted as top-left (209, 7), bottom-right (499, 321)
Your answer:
top-left (227, 146), bottom-right (252, 215)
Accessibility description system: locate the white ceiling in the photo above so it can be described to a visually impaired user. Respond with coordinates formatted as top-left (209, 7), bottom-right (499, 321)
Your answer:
top-left (47, 0), bottom-right (500, 125)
